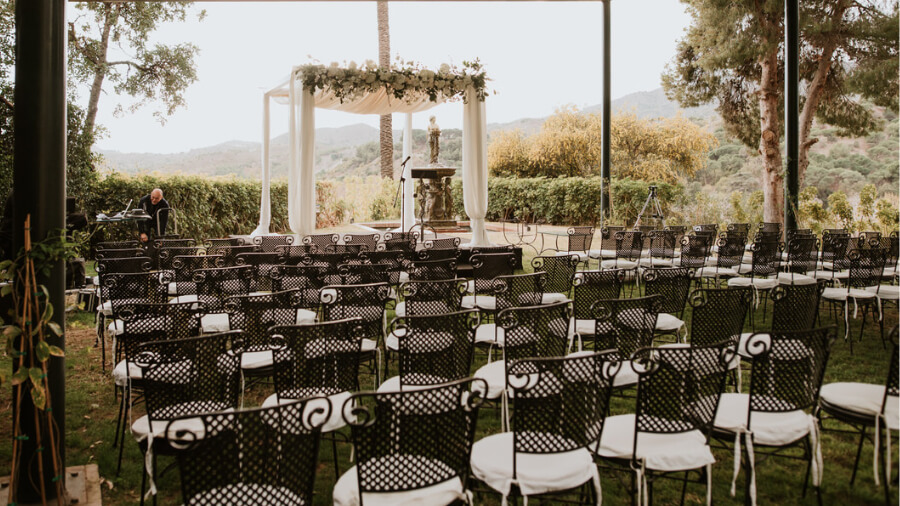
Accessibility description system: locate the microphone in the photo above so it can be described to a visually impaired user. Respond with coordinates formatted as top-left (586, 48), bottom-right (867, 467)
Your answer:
top-left (400, 155), bottom-right (411, 166)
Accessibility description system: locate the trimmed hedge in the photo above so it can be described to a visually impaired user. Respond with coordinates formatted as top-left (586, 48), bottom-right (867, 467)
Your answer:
top-left (84, 174), bottom-right (343, 241)
top-left (450, 176), bottom-right (685, 226)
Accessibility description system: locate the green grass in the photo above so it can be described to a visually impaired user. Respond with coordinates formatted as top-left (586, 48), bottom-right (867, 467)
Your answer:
top-left (0, 271), bottom-right (897, 505)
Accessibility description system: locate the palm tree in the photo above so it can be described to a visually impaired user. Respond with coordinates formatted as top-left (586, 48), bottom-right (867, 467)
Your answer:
top-left (377, 0), bottom-right (393, 179)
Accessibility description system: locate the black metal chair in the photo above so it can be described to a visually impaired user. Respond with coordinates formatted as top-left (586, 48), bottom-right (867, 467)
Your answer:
top-left (157, 246), bottom-right (201, 272)
top-left (540, 225), bottom-right (594, 264)
top-left (639, 230), bottom-right (678, 268)
top-left (695, 232), bottom-right (746, 286)
top-left (253, 234), bottom-right (295, 252)
top-left (235, 251), bottom-right (285, 292)
top-left (569, 269), bottom-right (625, 351)
top-left (268, 264), bottom-right (327, 310)
top-left (206, 244), bottom-right (258, 266)
top-left (642, 267), bottom-right (693, 342)
top-left (132, 331), bottom-right (244, 504)
top-left (818, 325), bottom-right (898, 503)
top-left (342, 233), bottom-right (381, 252)
top-left (169, 254), bottom-right (224, 298)
top-left (406, 257), bottom-right (457, 282)
top-left (395, 278), bottom-right (465, 318)
top-left (336, 261), bottom-right (393, 285)
top-left (461, 252), bottom-right (516, 316)
top-left (381, 309), bottom-right (478, 393)
top-left (739, 281), bottom-right (824, 357)
top-left (471, 352), bottom-right (618, 505)
top-left (821, 247), bottom-right (887, 351)
top-left (778, 236), bottom-right (820, 286)
top-left (421, 237), bottom-right (461, 261)
top-left (301, 233), bottom-right (339, 252)
top-left (531, 254), bottom-right (579, 304)
top-left (594, 341), bottom-right (732, 506)
top-left (275, 244), bottom-right (317, 264)
top-left (712, 326), bottom-right (836, 505)
top-left (382, 231), bottom-right (419, 254)
top-left (587, 295), bottom-right (662, 389)
top-left (463, 271), bottom-right (545, 320)
top-left (333, 378), bottom-right (485, 506)
top-left (166, 396), bottom-right (326, 506)
top-left (600, 231), bottom-right (642, 290)
top-left (588, 225), bottom-right (625, 263)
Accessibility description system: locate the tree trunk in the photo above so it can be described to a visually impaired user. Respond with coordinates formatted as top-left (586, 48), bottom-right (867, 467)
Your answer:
top-left (82, 5), bottom-right (114, 142)
top-left (377, 1), bottom-right (393, 179)
top-left (798, 2), bottom-right (847, 187)
top-left (758, 48), bottom-right (784, 224)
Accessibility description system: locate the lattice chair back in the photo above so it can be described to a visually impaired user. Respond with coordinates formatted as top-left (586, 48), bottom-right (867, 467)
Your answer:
top-left (883, 232), bottom-right (899, 268)
top-left (389, 310), bottom-right (478, 388)
top-left (694, 224), bottom-right (719, 235)
top-left (532, 254), bottom-right (579, 296)
top-left (323, 244), bottom-right (367, 255)
top-left (166, 397), bottom-right (325, 506)
top-left (590, 295), bottom-right (662, 356)
top-left (172, 255), bottom-right (224, 283)
top-left (253, 234), bottom-right (295, 253)
top-left (100, 271), bottom-right (169, 311)
top-left (566, 226), bottom-right (595, 253)
top-left (509, 351), bottom-right (619, 459)
top-left (268, 265), bottom-right (326, 309)
top-left (470, 244), bottom-right (515, 255)
top-left (648, 230), bottom-right (677, 259)
top-left (95, 247), bottom-right (146, 260)
top-left (784, 237), bottom-right (819, 274)
top-left (270, 318), bottom-right (365, 399)
top-left (274, 244), bottom-right (317, 264)
top-left (688, 287), bottom-right (750, 347)
top-left (235, 252), bottom-right (285, 292)
top-left (320, 282), bottom-right (392, 344)
top-left (744, 327), bottom-right (836, 419)
top-left (423, 237), bottom-right (461, 261)
top-left (382, 231), bottom-right (419, 253)
top-left (192, 266), bottom-right (253, 310)
top-left (469, 253), bottom-right (516, 294)
top-left (785, 229), bottom-right (814, 244)
top-left (408, 258), bottom-right (457, 281)
top-left (820, 234), bottom-right (851, 270)
top-left (154, 238), bottom-right (196, 251)
top-left (158, 246), bottom-right (202, 271)
top-left (885, 326), bottom-right (900, 415)
top-left (202, 237), bottom-right (244, 251)
top-left (137, 331), bottom-right (244, 436)
top-left (757, 222), bottom-right (782, 237)
top-left (342, 378), bottom-right (485, 501)
top-left (571, 269), bottom-right (624, 321)
top-left (632, 341), bottom-right (733, 438)
top-left (491, 272), bottom-right (546, 312)
top-left (499, 301), bottom-right (570, 364)
top-left (336, 262), bottom-right (392, 285)
top-left (857, 231), bottom-right (883, 249)
top-left (599, 226), bottom-right (625, 251)
top-left (746, 240), bottom-right (782, 278)
top-left (96, 256), bottom-right (153, 276)
top-left (357, 250), bottom-right (409, 285)
top-left (716, 232), bottom-right (747, 269)
top-left (117, 301), bottom-right (206, 374)
top-left (846, 247), bottom-right (887, 289)
top-left (664, 225), bottom-right (688, 246)
top-left (96, 240), bottom-right (141, 251)
top-left (614, 230), bottom-right (643, 261)
top-left (342, 233), bottom-right (381, 251)
top-left (727, 223), bottom-right (751, 237)
top-left (224, 290), bottom-right (305, 353)
top-left (770, 281), bottom-right (825, 332)
top-left (302, 233), bottom-right (339, 251)
top-left (642, 267), bottom-right (694, 315)
top-left (399, 278), bottom-right (466, 316)
top-left (206, 245), bottom-right (258, 266)
top-left (679, 234), bottom-right (712, 269)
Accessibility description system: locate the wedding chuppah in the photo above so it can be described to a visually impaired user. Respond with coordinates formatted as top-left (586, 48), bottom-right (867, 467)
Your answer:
top-left (254, 60), bottom-right (493, 247)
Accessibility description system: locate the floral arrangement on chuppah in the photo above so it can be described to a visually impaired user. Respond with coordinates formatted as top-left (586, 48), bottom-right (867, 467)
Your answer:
top-left (295, 58), bottom-right (489, 104)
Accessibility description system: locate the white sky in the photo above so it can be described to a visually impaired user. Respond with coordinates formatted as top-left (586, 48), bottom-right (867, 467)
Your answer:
top-left (81, 1), bottom-right (692, 154)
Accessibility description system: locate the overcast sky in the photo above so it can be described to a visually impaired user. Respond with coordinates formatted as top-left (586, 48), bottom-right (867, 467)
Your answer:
top-left (79, 1), bottom-right (692, 154)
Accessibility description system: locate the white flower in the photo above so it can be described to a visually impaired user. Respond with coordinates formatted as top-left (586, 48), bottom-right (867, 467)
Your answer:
top-left (439, 63), bottom-right (451, 74)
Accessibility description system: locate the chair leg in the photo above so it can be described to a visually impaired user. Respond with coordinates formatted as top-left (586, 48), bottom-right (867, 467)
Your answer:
top-left (881, 424), bottom-right (891, 506)
top-left (331, 436), bottom-right (340, 478)
top-left (851, 426), bottom-right (867, 485)
top-left (680, 471), bottom-right (689, 506)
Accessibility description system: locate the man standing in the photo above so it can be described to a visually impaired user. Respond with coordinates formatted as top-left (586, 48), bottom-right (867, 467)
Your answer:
top-left (138, 188), bottom-right (169, 243)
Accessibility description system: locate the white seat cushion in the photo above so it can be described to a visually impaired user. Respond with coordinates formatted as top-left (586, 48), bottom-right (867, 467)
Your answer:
top-left (776, 272), bottom-right (817, 286)
top-left (201, 313), bottom-right (230, 333)
top-left (568, 351), bottom-right (638, 387)
top-left (394, 301), bottom-right (407, 317)
top-left (542, 292), bottom-right (570, 304)
top-left (189, 483), bottom-right (306, 506)
top-left (588, 249), bottom-right (617, 259)
top-left (865, 285), bottom-right (900, 300)
top-left (808, 270), bottom-right (849, 280)
top-left (737, 332), bottom-right (770, 359)
top-left (595, 414), bottom-right (714, 472)
top-left (398, 271), bottom-right (410, 284)
top-left (714, 393), bottom-right (811, 446)
top-left (639, 257), bottom-right (675, 267)
top-left (461, 295), bottom-right (496, 311)
top-left (376, 375), bottom-right (453, 393)
top-left (822, 286), bottom-right (879, 301)
top-left (727, 276), bottom-right (778, 290)
top-left (820, 382), bottom-right (899, 430)
top-left (262, 392), bottom-right (351, 433)
top-left (167, 281), bottom-right (197, 296)
top-left (474, 323), bottom-right (505, 346)
top-left (361, 338), bottom-right (377, 353)
top-left (241, 350), bottom-right (273, 370)
top-left (600, 259), bottom-right (637, 270)
top-left (694, 266), bottom-right (738, 278)
top-left (132, 401), bottom-right (232, 440)
top-left (169, 294), bottom-right (200, 304)
top-left (473, 360), bottom-right (507, 399)
top-left (471, 432), bottom-right (598, 499)
top-left (655, 313), bottom-right (685, 332)
top-left (112, 359), bottom-right (142, 387)
top-left (333, 458), bottom-right (465, 506)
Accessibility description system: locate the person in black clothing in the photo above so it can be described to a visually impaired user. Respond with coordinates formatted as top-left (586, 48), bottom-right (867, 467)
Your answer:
top-left (138, 188), bottom-right (169, 243)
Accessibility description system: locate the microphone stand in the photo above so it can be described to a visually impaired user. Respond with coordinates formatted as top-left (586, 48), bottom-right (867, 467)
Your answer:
top-left (393, 156), bottom-right (412, 233)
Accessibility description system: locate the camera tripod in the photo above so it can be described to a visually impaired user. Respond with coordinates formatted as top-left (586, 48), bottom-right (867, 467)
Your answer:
top-left (634, 185), bottom-right (666, 229)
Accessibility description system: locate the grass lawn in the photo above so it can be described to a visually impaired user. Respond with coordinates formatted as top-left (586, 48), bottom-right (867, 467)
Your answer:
top-left (0, 249), bottom-right (897, 505)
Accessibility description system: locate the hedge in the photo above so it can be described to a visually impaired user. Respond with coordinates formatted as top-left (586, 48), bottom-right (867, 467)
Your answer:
top-left (83, 174), bottom-right (344, 242)
top-left (450, 176), bottom-right (685, 226)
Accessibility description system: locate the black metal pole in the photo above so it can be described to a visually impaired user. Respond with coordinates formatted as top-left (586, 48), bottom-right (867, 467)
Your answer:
top-left (600, 0), bottom-right (611, 226)
top-left (13, 0), bottom-right (67, 500)
top-left (784, 0), bottom-right (799, 232)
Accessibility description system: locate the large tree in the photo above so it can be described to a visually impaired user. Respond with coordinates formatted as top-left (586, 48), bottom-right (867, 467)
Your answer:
top-left (68, 1), bottom-right (204, 141)
top-left (377, 1), bottom-right (394, 179)
top-left (662, 0), bottom-right (898, 222)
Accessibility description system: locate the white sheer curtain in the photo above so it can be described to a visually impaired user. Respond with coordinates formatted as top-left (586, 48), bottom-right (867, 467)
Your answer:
top-left (462, 86), bottom-right (492, 247)
top-left (251, 92), bottom-right (272, 236)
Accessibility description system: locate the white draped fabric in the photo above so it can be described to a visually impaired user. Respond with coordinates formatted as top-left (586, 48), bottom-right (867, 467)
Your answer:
top-left (253, 67), bottom-right (488, 239)
top-left (462, 86), bottom-right (492, 247)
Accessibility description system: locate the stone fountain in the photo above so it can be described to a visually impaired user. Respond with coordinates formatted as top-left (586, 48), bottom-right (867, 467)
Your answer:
top-left (411, 116), bottom-right (459, 230)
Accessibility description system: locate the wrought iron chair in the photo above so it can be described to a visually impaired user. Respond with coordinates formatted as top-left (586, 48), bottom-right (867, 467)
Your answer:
top-left (394, 278), bottom-right (465, 318)
top-left (342, 233), bottom-right (381, 252)
top-left (821, 247), bottom-right (887, 350)
top-left (531, 254), bottom-right (579, 304)
top-left (586, 295), bottom-right (662, 389)
top-left (382, 231), bottom-right (419, 254)
top-left (461, 252), bottom-right (516, 316)
top-left (641, 267), bottom-right (693, 342)
top-left (234, 251), bottom-right (285, 292)
top-left (569, 269), bottom-right (625, 351)
top-left (253, 234), bottom-right (294, 252)
top-left (588, 225), bottom-right (625, 263)
top-left (639, 230), bottom-right (678, 268)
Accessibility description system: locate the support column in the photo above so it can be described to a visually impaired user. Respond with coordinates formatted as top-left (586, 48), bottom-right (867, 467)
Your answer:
top-left (402, 113), bottom-right (414, 232)
top-left (13, 0), bottom-right (67, 500)
top-left (600, 0), bottom-right (611, 227)
top-left (784, 0), bottom-right (799, 232)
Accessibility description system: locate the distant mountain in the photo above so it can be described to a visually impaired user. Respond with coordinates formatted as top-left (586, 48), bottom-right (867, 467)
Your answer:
top-left (96, 88), bottom-right (719, 178)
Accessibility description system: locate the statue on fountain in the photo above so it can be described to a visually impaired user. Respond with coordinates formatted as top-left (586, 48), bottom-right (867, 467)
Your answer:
top-left (427, 115), bottom-right (441, 165)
